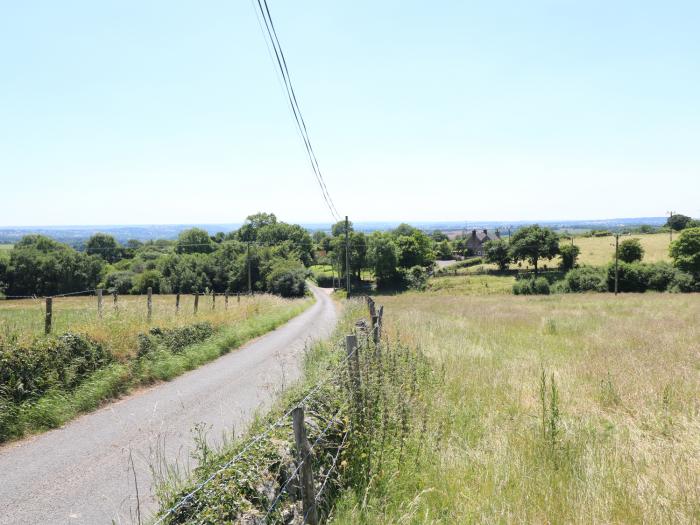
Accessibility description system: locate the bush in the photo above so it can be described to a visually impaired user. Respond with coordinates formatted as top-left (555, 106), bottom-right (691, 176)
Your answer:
top-left (607, 262), bottom-right (648, 292)
top-left (137, 323), bottom-right (215, 357)
top-left (618, 238), bottom-right (644, 263)
top-left (103, 271), bottom-right (135, 294)
top-left (131, 269), bottom-right (163, 294)
top-left (559, 244), bottom-right (580, 271)
top-left (644, 262), bottom-right (676, 292)
top-left (513, 277), bottom-right (550, 295)
top-left (266, 262), bottom-right (308, 298)
top-left (405, 265), bottom-right (428, 291)
top-left (0, 333), bottom-right (111, 405)
top-left (669, 271), bottom-right (697, 293)
top-left (565, 266), bottom-right (607, 292)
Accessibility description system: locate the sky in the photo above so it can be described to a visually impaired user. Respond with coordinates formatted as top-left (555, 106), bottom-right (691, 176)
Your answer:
top-left (1, 1), bottom-right (699, 226)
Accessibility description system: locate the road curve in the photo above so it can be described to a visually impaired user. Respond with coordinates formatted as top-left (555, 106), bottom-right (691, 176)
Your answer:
top-left (0, 285), bottom-right (337, 525)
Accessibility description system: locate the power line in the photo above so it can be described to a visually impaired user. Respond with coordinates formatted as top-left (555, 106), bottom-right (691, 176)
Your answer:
top-left (252, 0), bottom-right (341, 222)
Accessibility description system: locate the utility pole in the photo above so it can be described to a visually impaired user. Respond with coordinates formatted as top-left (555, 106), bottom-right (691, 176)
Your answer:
top-left (247, 242), bottom-right (252, 295)
top-left (614, 232), bottom-right (619, 296)
top-left (344, 215), bottom-right (350, 296)
top-left (667, 211), bottom-right (675, 244)
top-left (507, 226), bottom-right (512, 244)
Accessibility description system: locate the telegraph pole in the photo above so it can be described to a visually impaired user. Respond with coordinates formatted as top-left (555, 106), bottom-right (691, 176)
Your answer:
top-left (344, 216), bottom-right (350, 296)
top-left (614, 232), bottom-right (619, 296)
top-left (667, 211), bottom-right (675, 244)
top-left (247, 242), bottom-right (252, 295)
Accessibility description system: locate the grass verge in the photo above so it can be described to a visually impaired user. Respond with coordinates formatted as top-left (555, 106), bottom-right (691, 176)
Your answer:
top-left (2, 297), bottom-right (313, 442)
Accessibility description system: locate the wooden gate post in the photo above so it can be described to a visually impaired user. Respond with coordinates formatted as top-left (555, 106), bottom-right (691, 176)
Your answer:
top-left (224, 291), bottom-right (229, 310)
top-left (112, 291), bottom-right (118, 311)
top-left (212, 292), bottom-right (216, 310)
top-left (175, 293), bottom-right (180, 313)
top-left (194, 292), bottom-right (199, 314)
top-left (292, 407), bottom-right (318, 525)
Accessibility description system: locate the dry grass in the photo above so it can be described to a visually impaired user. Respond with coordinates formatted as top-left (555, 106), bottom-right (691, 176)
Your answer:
top-left (332, 291), bottom-right (700, 523)
top-left (573, 232), bottom-right (673, 266)
top-left (0, 294), bottom-right (304, 359)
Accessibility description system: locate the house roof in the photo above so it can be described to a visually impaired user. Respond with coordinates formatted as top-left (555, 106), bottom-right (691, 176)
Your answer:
top-left (467, 229), bottom-right (501, 244)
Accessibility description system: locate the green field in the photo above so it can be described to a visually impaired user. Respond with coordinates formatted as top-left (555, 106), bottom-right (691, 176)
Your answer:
top-left (331, 289), bottom-right (700, 523)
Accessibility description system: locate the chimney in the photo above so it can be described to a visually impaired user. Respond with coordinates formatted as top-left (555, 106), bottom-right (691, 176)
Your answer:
top-left (471, 229), bottom-right (476, 237)
top-left (483, 229), bottom-right (488, 236)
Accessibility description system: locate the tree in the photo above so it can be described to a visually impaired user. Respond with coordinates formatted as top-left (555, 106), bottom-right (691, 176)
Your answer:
top-left (331, 219), bottom-right (353, 238)
top-left (175, 228), bottom-right (215, 254)
top-left (666, 213), bottom-right (692, 231)
top-left (617, 238), bottom-right (644, 263)
top-left (237, 212), bottom-right (278, 242)
top-left (367, 232), bottom-right (399, 286)
top-left (431, 230), bottom-right (449, 242)
top-left (392, 223), bottom-right (420, 237)
top-left (85, 233), bottom-right (121, 263)
top-left (559, 244), bottom-right (580, 271)
top-left (483, 240), bottom-right (511, 271)
top-left (670, 227), bottom-right (700, 277)
top-left (436, 240), bottom-right (453, 260)
top-left (509, 225), bottom-right (559, 274)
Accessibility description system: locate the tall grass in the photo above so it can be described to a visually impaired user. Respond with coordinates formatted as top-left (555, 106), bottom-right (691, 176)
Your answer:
top-left (331, 292), bottom-right (700, 523)
top-left (0, 295), bottom-right (313, 442)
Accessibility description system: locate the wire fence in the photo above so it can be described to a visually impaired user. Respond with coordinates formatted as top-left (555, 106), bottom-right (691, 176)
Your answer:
top-left (153, 302), bottom-right (386, 525)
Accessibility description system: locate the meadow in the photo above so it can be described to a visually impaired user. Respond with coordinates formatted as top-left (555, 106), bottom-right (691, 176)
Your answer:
top-left (331, 290), bottom-right (700, 523)
top-left (0, 293), bottom-right (302, 358)
top-left (572, 232), bottom-right (672, 266)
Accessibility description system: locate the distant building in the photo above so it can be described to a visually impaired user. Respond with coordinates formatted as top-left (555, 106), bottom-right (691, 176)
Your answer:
top-left (466, 229), bottom-right (500, 256)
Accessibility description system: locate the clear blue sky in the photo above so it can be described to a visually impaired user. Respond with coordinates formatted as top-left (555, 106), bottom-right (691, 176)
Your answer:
top-left (1, 1), bottom-right (698, 226)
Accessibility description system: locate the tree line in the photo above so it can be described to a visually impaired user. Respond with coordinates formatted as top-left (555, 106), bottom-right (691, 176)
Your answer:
top-left (0, 213), bottom-right (314, 298)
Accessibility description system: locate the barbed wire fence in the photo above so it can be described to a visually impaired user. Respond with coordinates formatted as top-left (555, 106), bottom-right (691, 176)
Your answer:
top-left (154, 298), bottom-right (384, 525)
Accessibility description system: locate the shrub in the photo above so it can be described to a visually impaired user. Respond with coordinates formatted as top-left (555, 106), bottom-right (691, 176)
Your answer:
top-left (513, 277), bottom-right (550, 295)
top-left (559, 244), bottom-right (580, 271)
top-left (131, 269), bottom-right (163, 294)
top-left (405, 265), bottom-right (428, 291)
top-left (565, 266), bottom-right (607, 292)
top-left (618, 238), bottom-right (644, 263)
top-left (669, 271), bottom-right (697, 293)
top-left (137, 323), bottom-right (215, 357)
top-left (607, 262), bottom-right (647, 292)
top-left (670, 227), bottom-right (700, 278)
top-left (103, 271), bottom-right (135, 294)
top-left (0, 333), bottom-right (111, 404)
top-left (644, 262), bottom-right (676, 292)
top-left (266, 261), bottom-right (308, 298)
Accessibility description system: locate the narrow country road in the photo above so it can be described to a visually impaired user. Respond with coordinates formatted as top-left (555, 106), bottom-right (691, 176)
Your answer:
top-left (0, 285), bottom-right (337, 525)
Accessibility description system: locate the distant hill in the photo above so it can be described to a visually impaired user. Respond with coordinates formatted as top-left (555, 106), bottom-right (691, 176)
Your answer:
top-left (0, 217), bottom-right (669, 246)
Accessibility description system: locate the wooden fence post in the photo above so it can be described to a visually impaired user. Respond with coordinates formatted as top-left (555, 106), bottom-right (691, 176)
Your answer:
top-left (147, 287), bottom-right (153, 321)
top-left (345, 334), bottom-right (361, 391)
top-left (224, 291), bottom-right (229, 309)
top-left (44, 297), bottom-right (52, 335)
top-left (112, 291), bottom-right (118, 311)
top-left (175, 293), bottom-right (180, 313)
top-left (194, 292), bottom-right (199, 314)
top-left (377, 305), bottom-right (384, 340)
top-left (212, 292), bottom-right (216, 310)
top-left (97, 288), bottom-right (103, 318)
top-left (237, 291), bottom-right (240, 304)
top-left (292, 407), bottom-right (318, 525)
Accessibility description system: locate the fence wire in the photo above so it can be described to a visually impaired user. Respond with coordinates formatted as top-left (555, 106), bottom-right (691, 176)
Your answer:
top-left (154, 341), bottom-right (356, 524)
